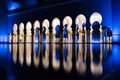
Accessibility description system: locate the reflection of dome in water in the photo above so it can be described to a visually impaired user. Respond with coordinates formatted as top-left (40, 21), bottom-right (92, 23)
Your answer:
top-left (91, 62), bottom-right (103, 76)
top-left (63, 60), bottom-right (72, 73)
top-left (34, 54), bottom-right (39, 68)
top-left (42, 57), bottom-right (49, 69)
top-left (76, 61), bottom-right (86, 75)
top-left (19, 44), bottom-right (24, 66)
top-left (52, 58), bottom-right (60, 70)
top-left (26, 56), bottom-right (31, 66)
top-left (13, 45), bottom-right (17, 64)
top-left (26, 44), bottom-right (32, 66)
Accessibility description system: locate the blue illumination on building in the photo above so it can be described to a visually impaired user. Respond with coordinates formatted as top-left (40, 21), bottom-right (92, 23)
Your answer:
top-left (0, 0), bottom-right (119, 43)
top-left (0, 44), bottom-right (8, 56)
top-left (8, 2), bottom-right (20, 11)
top-left (112, 0), bottom-right (120, 42)
top-left (0, 35), bottom-right (8, 42)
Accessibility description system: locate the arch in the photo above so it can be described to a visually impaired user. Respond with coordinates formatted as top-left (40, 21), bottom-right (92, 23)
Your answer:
top-left (13, 24), bottom-right (18, 43)
top-left (42, 19), bottom-right (50, 42)
top-left (42, 19), bottom-right (50, 29)
top-left (63, 16), bottom-right (72, 28)
top-left (75, 14), bottom-right (87, 42)
top-left (26, 21), bottom-right (32, 42)
top-left (52, 18), bottom-right (60, 41)
top-left (13, 24), bottom-right (18, 34)
top-left (19, 23), bottom-right (24, 34)
top-left (34, 20), bottom-right (40, 31)
top-left (63, 16), bottom-right (73, 42)
top-left (52, 17), bottom-right (60, 29)
top-left (89, 12), bottom-right (103, 43)
top-left (33, 20), bottom-right (40, 42)
top-left (26, 21), bottom-right (32, 35)
top-left (75, 14), bottom-right (86, 29)
top-left (19, 23), bottom-right (24, 42)
top-left (90, 12), bottom-right (102, 25)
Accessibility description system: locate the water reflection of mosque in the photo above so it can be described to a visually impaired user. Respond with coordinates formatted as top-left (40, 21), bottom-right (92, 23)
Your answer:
top-left (9, 43), bottom-right (112, 76)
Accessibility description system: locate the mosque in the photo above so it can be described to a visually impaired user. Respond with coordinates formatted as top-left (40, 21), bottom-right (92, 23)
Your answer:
top-left (0, 0), bottom-right (120, 80)
top-left (9, 12), bottom-right (112, 43)
top-left (0, 0), bottom-right (120, 43)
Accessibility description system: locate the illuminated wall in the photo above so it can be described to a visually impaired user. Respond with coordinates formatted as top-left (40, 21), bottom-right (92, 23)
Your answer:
top-left (112, 0), bottom-right (120, 42)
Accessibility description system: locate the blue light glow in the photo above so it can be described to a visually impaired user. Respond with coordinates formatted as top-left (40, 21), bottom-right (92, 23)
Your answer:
top-left (112, 36), bottom-right (120, 42)
top-left (8, 2), bottom-right (20, 11)
top-left (0, 35), bottom-right (8, 42)
top-left (112, 0), bottom-right (120, 42)
top-left (35, 44), bottom-right (39, 56)
top-left (0, 44), bottom-right (8, 56)
top-left (109, 45), bottom-right (120, 66)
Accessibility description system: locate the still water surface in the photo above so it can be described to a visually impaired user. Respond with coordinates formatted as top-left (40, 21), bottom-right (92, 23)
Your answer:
top-left (0, 43), bottom-right (120, 80)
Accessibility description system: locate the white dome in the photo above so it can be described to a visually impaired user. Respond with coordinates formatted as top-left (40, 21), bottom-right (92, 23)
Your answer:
top-left (52, 58), bottom-right (60, 70)
top-left (42, 57), bottom-right (49, 69)
top-left (52, 18), bottom-right (60, 29)
top-left (90, 12), bottom-right (102, 25)
top-left (42, 19), bottom-right (50, 28)
top-left (75, 14), bottom-right (86, 27)
top-left (26, 21), bottom-right (32, 31)
top-left (63, 60), bottom-right (72, 73)
top-left (91, 62), bottom-right (103, 76)
top-left (13, 24), bottom-right (18, 33)
top-left (34, 20), bottom-right (40, 29)
top-left (19, 23), bottom-right (24, 32)
top-left (63, 16), bottom-right (72, 28)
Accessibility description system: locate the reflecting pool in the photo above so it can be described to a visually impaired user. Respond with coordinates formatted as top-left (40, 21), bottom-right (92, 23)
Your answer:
top-left (0, 43), bottom-right (120, 80)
